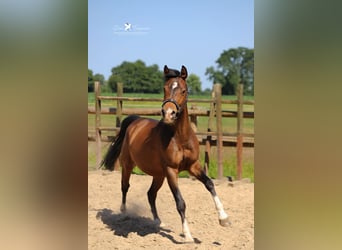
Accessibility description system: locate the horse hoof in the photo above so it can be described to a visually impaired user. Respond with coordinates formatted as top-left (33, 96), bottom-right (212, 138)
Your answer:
top-left (120, 204), bottom-right (126, 213)
top-left (153, 219), bottom-right (165, 227)
top-left (183, 236), bottom-right (194, 243)
top-left (181, 232), bottom-right (194, 243)
top-left (219, 217), bottom-right (231, 227)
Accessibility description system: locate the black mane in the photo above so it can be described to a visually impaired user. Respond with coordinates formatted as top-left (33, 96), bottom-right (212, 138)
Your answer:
top-left (164, 68), bottom-right (180, 80)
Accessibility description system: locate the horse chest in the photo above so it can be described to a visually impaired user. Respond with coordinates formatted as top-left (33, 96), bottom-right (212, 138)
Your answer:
top-left (164, 140), bottom-right (197, 168)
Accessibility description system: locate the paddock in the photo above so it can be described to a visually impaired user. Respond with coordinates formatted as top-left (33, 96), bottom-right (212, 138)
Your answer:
top-left (88, 82), bottom-right (254, 179)
top-left (88, 170), bottom-right (254, 249)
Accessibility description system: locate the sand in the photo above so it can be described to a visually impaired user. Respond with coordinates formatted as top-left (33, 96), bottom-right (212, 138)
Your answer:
top-left (88, 170), bottom-right (254, 249)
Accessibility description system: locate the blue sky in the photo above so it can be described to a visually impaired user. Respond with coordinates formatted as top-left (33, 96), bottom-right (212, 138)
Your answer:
top-left (88, 0), bottom-right (254, 90)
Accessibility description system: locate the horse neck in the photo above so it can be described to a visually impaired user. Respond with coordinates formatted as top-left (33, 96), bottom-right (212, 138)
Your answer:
top-left (174, 105), bottom-right (192, 139)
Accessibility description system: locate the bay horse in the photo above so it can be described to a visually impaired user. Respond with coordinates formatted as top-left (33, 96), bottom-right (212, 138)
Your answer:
top-left (101, 65), bottom-right (230, 242)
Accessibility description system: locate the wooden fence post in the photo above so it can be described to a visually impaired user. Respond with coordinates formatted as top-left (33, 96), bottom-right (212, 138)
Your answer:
top-left (214, 83), bottom-right (223, 179)
top-left (95, 81), bottom-right (102, 169)
top-left (116, 82), bottom-right (123, 128)
top-left (204, 89), bottom-right (216, 175)
top-left (236, 83), bottom-right (244, 179)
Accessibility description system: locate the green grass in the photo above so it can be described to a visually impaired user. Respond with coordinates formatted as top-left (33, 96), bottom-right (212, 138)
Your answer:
top-left (88, 91), bottom-right (254, 181)
top-left (88, 141), bottom-right (254, 181)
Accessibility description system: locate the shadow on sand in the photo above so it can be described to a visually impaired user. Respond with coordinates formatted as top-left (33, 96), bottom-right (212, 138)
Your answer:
top-left (96, 208), bottom-right (201, 244)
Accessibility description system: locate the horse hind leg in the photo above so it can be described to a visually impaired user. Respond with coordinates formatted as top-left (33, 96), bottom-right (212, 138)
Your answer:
top-left (147, 176), bottom-right (165, 225)
top-left (189, 161), bottom-right (230, 227)
top-left (120, 158), bottom-right (134, 213)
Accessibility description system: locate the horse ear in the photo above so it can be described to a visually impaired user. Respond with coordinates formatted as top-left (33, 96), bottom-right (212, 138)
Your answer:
top-left (181, 65), bottom-right (188, 79)
top-left (164, 65), bottom-right (169, 75)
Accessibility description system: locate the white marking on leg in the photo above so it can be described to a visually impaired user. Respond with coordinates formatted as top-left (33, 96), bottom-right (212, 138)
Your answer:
top-left (213, 196), bottom-right (228, 220)
top-left (182, 219), bottom-right (194, 242)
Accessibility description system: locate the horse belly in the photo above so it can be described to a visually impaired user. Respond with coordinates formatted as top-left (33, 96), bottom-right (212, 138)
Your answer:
top-left (131, 145), bottom-right (164, 176)
top-left (127, 120), bottom-right (164, 176)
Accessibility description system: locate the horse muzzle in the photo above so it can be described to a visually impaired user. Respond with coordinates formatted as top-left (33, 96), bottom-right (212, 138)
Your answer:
top-left (161, 100), bottom-right (179, 124)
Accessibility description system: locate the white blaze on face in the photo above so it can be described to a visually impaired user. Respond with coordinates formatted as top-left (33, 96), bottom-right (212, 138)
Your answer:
top-left (166, 107), bottom-right (173, 116)
top-left (172, 81), bottom-right (178, 89)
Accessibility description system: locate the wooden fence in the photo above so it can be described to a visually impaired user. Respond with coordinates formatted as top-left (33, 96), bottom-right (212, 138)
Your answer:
top-left (88, 82), bottom-right (254, 179)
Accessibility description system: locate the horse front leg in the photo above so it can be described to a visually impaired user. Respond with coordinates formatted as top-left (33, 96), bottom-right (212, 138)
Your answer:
top-left (189, 161), bottom-right (230, 227)
top-left (165, 167), bottom-right (194, 242)
top-left (147, 175), bottom-right (165, 225)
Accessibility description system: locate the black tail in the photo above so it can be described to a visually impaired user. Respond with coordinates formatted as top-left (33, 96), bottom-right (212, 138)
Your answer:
top-left (101, 115), bottom-right (140, 171)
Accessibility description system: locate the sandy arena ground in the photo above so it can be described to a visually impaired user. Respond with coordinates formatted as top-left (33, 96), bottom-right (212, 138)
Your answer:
top-left (88, 170), bottom-right (254, 249)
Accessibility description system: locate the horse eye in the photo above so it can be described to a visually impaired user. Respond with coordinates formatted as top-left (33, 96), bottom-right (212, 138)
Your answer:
top-left (182, 90), bottom-right (186, 95)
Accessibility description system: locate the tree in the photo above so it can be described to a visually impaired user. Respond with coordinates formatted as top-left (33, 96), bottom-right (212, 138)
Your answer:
top-left (108, 60), bottom-right (163, 93)
top-left (93, 73), bottom-right (105, 85)
top-left (88, 69), bottom-right (105, 92)
top-left (186, 74), bottom-right (202, 94)
top-left (205, 47), bottom-right (254, 95)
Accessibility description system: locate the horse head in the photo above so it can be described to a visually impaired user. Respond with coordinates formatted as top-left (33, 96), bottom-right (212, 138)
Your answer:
top-left (161, 65), bottom-right (188, 124)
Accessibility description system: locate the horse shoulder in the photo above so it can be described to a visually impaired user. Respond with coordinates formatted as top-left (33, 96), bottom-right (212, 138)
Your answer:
top-left (179, 133), bottom-right (199, 166)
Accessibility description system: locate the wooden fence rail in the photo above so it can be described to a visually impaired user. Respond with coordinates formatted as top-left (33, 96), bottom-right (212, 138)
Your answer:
top-left (88, 107), bottom-right (254, 118)
top-left (88, 81), bottom-right (254, 179)
top-left (96, 96), bottom-right (255, 105)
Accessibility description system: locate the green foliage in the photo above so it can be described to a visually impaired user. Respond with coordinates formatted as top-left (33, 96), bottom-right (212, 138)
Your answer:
top-left (206, 47), bottom-right (254, 95)
top-left (93, 73), bottom-right (105, 85)
top-left (108, 60), bottom-right (163, 93)
top-left (88, 69), bottom-right (105, 92)
top-left (186, 73), bottom-right (202, 94)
